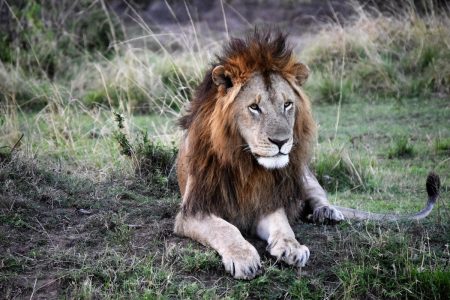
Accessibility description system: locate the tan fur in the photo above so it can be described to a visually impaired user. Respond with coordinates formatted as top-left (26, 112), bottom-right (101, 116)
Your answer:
top-left (177, 31), bottom-right (316, 230)
top-left (175, 213), bottom-right (261, 280)
top-left (174, 30), bottom-right (343, 279)
top-left (256, 208), bottom-right (310, 267)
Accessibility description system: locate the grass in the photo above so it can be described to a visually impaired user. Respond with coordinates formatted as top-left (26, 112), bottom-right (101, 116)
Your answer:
top-left (332, 227), bottom-right (450, 299)
top-left (313, 146), bottom-right (378, 192)
top-left (301, 2), bottom-right (450, 103)
top-left (179, 246), bottom-right (222, 272)
top-left (434, 137), bottom-right (450, 154)
top-left (1, 0), bottom-right (450, 299)
top-left (387, 136), bottom-right (416, 159)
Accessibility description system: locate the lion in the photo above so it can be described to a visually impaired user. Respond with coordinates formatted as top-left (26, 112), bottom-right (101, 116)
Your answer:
top-left (174, 30), bottom-right (441, 280)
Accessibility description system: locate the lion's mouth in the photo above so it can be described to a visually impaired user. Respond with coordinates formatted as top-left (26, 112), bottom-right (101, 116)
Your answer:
top-left (254, 153), bottom-right (289, 169)
top-left (254, 153), bottom-right (288, 158)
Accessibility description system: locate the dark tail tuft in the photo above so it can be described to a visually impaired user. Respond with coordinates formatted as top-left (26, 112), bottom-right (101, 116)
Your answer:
top-left (426, 172), bottom-right (440, 200)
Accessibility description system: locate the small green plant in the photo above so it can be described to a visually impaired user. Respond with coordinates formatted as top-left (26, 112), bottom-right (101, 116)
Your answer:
top-left (106, 213), bottom-right (132, 247)
top-left (113, 113), bottom-right (178, 194)
top-left (387, 136), bottom-right (415, 159)
top-left (135, 134), bottom-right (178, 187)
top-left (113, 113), bottom-right (133, 156)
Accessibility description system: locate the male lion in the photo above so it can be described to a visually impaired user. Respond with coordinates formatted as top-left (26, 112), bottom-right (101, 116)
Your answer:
top-left (174, 31), bottom-right (440, 280)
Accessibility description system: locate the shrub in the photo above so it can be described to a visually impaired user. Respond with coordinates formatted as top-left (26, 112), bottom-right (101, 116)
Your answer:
top-left (113, 113), bottom-right (178, 195)
top-left (135, 133), bottom-right (178, 187)
top-left (0, 0), bottom-right (126, 110)
top-left (1, 0), bottom-right (123, 78)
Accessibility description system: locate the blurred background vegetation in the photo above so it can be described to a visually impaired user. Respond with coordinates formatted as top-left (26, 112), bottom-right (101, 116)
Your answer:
top-left (1, 0), bottom-right (448, 112)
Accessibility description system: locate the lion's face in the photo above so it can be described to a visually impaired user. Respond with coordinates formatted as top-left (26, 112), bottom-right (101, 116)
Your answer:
top-left (233, 73), bottom-right (297, 169)
top-left (209, 57), bottom-right (310, 170)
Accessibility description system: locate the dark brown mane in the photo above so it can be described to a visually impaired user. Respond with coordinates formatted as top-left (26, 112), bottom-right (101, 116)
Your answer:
top-left (178, 30), bottom-right (316, 232)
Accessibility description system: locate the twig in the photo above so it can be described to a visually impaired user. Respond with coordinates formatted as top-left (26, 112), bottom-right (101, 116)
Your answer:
top-left (34, 217), bottom-right (54, 247)
top-left (328, 1), bottom-right (345, 141)
top-left (77, 208), bottom-right (93, 215)
top-left (127, 224), bottom-right (143, 229)
top-left (29, 278), bottom-right (37, 300)
top-left (10, 133), bottom-right (24, 154)
top-left (32, 275), bottom-right (68, 297)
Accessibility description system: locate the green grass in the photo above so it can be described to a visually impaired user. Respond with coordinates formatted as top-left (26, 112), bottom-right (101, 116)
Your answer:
top-left (1, 1), bottom-right (450, 299)
top-left (179, 246), bottom-right (222, 272)
top-left (313, 146), bottom-right (378, 192)
top-left (313, 97), bottom-right (449, 213)
top-left (332, 227), bottom-right (450, 299)
top-left (387, 136), bottom-right (416, 159)
top-left (434, 137), bottom-right (450, 154)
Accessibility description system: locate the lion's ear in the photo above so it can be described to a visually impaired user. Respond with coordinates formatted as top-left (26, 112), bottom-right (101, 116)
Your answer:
top-left (212, 65), bottom-right (233, 88)
top-left (293, 63), bottom-right (310, 86)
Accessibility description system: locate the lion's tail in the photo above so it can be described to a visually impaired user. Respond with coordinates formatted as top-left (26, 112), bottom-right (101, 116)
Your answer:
top-left (333, 172), bottom-right (441, 221)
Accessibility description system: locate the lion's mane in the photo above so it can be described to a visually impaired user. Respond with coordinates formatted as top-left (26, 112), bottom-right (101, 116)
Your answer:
top-left (178, 30), bottom-right (316, 231)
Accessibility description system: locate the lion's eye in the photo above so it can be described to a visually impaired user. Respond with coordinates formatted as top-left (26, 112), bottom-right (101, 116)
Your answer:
top-left (249, 103), bottom-right (260, 112)
top-left (284, 101), bottom-right (293, 110)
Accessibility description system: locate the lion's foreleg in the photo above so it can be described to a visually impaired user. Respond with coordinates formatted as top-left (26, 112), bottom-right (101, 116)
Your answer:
top-left (256, 208), bottom-right (310, 267)
top-left (303, 167), bottom-right (344, 223)
top-left (174, 212), bottom-right (261, 280)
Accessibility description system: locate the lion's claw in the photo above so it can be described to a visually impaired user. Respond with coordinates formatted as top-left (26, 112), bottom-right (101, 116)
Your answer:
top-left (312, 205), bottom-right (344, 224)
top-left (268, 237), bottom-right (310, 267)
top-left (222, 243), bottom-right (261, 280)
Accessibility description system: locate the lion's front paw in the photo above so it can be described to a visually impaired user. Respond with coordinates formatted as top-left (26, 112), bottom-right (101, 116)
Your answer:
top-left (222, 243), bottom-right (261, 280)
top-left (313, 205), bottom-right (344, 224)
top-left (268, 237), bottom-right (310, 267)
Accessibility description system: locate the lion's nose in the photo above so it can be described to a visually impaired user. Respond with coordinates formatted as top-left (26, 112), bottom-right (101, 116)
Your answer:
top-left (268, 138), bottom-right (289, 150)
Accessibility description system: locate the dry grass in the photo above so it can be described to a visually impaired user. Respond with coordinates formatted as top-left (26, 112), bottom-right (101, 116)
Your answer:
top-left (302, 3), bottom-right (450, 103)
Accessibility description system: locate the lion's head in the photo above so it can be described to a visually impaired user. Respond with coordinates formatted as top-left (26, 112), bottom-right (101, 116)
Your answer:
top-left (178, 30), bottom-right (316, 227)
top-left (214, 70), bottom-right (302, 169)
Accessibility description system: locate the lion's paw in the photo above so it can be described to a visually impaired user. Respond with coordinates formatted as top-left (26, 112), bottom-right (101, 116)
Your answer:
top-left (268, 237), bottom-right (310, 267)
top-left (312, 205), bottom-right (344, 224)
top-left (222, 243), bottom-right (261, 280)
